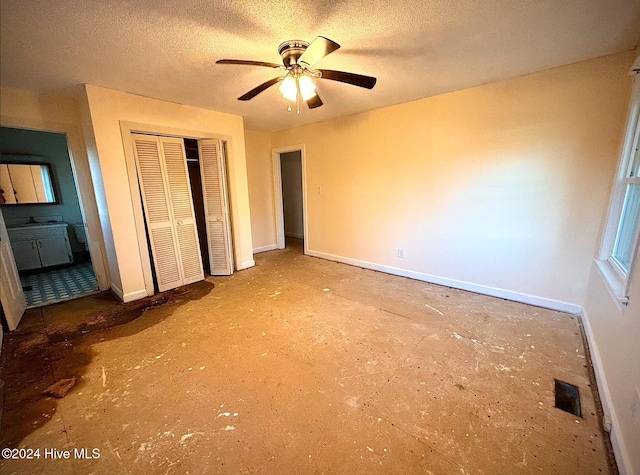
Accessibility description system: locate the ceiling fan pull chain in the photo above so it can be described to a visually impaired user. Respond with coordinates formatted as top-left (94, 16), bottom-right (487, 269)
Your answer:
top-left (296, 77), bottom-right (301, 115)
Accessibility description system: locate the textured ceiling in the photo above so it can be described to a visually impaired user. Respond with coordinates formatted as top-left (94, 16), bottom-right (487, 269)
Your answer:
top-left (1, 0), bottom-right (640, 132)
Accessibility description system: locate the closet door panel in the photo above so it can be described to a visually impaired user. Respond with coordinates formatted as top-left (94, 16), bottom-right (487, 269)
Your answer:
top-left (198, 139), bottom-right (232, 275)
top-left (160, 139), bottom-right (204, 285)
top-left (132, 135), bottom-right (182, 291)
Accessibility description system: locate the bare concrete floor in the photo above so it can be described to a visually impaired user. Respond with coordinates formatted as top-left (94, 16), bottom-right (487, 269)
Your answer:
top-left (1, 240), bottom-right (613, 474)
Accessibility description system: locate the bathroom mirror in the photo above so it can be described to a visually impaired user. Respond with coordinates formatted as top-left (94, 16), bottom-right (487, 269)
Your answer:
top-left (0, 162), bottom-right (57, 205)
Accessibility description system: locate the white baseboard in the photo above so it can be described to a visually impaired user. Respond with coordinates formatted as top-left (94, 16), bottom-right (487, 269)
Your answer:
top-left (581, 309), bottom-right (633, 475)
top-left (285, 232), bottom-right (304, 239)
top-left (122, 289), bottom-right (149, 303)
top-left (110, 284), bottom-right (148, 303)
top-left (238, 260), bottom-right (255, 270)
top-left (253, 244), bottom-right (277, 254)
top-left (306, 249), bottom-right (583, 314)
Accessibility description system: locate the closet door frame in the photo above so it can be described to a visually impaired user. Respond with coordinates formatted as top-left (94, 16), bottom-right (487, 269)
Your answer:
top-left (121, 121), bottom-right (235, 297)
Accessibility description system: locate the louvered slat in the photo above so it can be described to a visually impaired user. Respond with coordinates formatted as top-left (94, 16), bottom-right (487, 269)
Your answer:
top-left (177, 224), bottom-right (204, 282)
top-left (200, 142), bottom-right (223, 215)
top-left (162, 141), bottom-right (193, 220)
top-left (150, 227), bottom-right (181, 285)
top-left (206, 220), bottom-right (227, 263)
top-left (134, 139), bottom-right (171, 223)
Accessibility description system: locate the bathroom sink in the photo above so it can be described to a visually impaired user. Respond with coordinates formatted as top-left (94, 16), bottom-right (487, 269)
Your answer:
top-left (8, 222), bottom-right (65, 228)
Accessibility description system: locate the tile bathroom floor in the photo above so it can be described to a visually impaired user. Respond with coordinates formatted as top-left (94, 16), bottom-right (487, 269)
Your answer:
top-left (20, 261), bottom-right (99, 308)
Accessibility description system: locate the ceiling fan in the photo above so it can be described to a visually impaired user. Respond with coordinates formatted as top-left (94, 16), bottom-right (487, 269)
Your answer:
top-left (216, 36), bottom-right (377, 113)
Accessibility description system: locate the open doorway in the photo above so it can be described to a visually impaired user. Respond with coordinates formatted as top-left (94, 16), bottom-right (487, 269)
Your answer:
top-left (280, 151), bottom-right (303, 249)
top-left (273, 146), bottom-right (307, 252)
top-left (0, 127), bottom-right (99, 310)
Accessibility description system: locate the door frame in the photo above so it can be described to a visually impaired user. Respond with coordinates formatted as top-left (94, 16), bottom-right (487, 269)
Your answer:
top-left (120, 121), bottom-right (235, 297)
top-left (0, 115), bottom-right (110, 293)
top-left (272, 144), bottom-right (308, 253)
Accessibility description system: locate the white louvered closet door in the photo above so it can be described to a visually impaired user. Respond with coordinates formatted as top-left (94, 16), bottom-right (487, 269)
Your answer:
top-left (159, 138), bottom-right (204, 285)
top-left (198, 139), bottom-right (233, 275)
top-left (132, 134), bottom-right (204, 291)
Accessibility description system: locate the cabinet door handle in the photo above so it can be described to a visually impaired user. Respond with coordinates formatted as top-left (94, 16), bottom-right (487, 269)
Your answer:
top-left (32, 241), bottom-right (36, 249)
top-left (38, 240), bottom-right (43, 249)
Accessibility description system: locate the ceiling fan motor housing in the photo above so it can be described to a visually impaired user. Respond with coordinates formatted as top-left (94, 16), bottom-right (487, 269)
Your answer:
top-left (278, 40), bottom-right (309, 68)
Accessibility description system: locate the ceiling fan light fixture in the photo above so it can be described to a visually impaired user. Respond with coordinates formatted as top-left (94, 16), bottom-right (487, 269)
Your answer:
top-left (279, 75), bottom-right (297, 101)
top-left (298, 75), bottom-right (317, 101)
top-left (219, 36), bottom-right (376, 111)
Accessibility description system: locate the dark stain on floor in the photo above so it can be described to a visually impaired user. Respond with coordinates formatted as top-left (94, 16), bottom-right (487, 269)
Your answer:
top-left (0, 280), bottom-right (214, 448)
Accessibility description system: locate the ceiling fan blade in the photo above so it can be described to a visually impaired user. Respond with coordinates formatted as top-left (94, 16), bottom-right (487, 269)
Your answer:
top-left (306, 93), bottom-right (323, 109)
top-left (238, 77), bottom-right (282, 101)
top-left (317, 69), bottom-right (377, 89)
top-left (298, 36), bottom-right (340, 68)
top-left (217, 59), bottom-right (282, 69)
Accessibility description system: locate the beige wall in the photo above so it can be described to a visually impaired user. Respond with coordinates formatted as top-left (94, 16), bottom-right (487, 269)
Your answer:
top-left (79, 84), bottom-right (253, 301)
top-left (267, 52), bottom-right (632, 309)
top-left (0, 87), bottom-right (83, 127)
top-left (244, 130), bottom-right (277, 252)
top-left (0, 87), bottom-right (110, 291)
top-left (583, 72), bottom-right (640, 475)
top-left (583, 266), bottom-right (640, 474)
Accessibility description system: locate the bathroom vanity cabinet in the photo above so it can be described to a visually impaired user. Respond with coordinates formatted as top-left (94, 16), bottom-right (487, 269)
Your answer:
top-left (7, 223), bottom-right (73, 271)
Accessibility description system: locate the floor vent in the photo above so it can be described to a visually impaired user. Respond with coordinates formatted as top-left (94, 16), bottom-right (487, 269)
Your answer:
top-left (555, 379), bottom-right (582, 417)
top-left (22, 285), bottom-right (33, 291)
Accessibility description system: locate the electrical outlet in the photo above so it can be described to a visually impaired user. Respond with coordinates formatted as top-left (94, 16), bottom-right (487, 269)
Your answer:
top-left (397, 248), bottom-right (404, 258)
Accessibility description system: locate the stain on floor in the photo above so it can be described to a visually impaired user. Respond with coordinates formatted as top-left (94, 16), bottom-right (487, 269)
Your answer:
top-left (0, 240), bottom-right (614, 474)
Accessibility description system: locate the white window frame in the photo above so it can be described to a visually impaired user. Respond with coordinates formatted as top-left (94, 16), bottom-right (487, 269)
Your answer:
top-left (597, 75), bottom-right (640, 312)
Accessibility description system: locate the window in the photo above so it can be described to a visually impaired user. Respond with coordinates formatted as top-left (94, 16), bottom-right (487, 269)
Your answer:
top-left (598, 77), bottom-right (640, 310)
